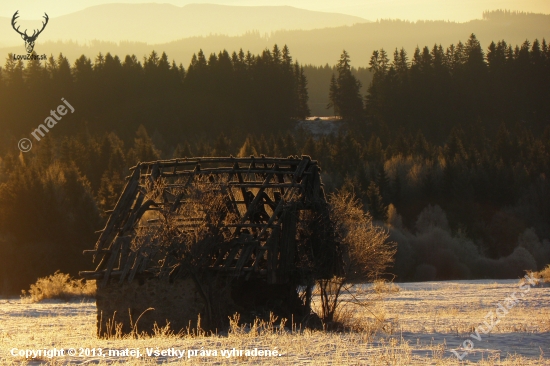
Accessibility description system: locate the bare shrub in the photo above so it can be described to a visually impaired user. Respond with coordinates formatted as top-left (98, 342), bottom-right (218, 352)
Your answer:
top-left (21, 271), bottom-right (96, 302)
top-left (313, 280), bottom-right (398, 334)
top-left (331, 191), bottom-right (396, 281)
top-left (316, 191), bottom-right (396, 328)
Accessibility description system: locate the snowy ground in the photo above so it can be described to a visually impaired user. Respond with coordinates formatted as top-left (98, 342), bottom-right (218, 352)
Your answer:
top-left (368, 280), bottom-right (549, 362)
top-left (0, 279), bottom-right (548, 365)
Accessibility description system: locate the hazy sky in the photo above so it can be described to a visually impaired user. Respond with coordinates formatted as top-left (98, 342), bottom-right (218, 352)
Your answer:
top-left (4, 0), bottom-right (550, 21)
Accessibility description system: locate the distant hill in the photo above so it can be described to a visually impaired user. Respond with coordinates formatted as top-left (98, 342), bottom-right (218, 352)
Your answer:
top-left (0, 3), bottom-right (369, 46)
top-left (1, 10), bottom-right (547, 68)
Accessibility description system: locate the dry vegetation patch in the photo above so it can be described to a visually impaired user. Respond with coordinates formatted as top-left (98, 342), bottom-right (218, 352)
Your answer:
top-left (20, 271), bottom-right (96, 303)
top-left (534, 265), bottom-right (550, 283)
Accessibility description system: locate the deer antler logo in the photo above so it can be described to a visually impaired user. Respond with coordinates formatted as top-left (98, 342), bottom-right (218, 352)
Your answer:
top-left (11, 11), bottom-right (49, 54)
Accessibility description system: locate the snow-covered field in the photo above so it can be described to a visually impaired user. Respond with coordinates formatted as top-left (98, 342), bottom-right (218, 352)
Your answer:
top-left (0, 280), bottom-right (548, 365)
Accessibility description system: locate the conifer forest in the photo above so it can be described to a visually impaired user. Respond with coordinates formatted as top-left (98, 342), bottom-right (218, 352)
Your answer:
top-left (1, 34), bottom-right (550, 293)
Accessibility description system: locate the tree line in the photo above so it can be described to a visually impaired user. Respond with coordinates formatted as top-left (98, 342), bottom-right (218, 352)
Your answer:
top-left (1, 121), bottom-right (548, 291)
top-left (0, 44), bottom-right (309, 151)
top-left (1, 35), bottom-right (549, 293)
top-left (329, 34), bottom-right (550, 143)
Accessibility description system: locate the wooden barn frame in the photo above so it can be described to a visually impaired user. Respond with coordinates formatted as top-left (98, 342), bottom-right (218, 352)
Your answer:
top-left (80, 155), bottom-right (340, 334)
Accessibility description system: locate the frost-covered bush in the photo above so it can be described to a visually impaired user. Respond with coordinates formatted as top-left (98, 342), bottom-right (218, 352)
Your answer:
top-left (501, 246), bottom-right (538, 276)
top-left (386, 204), bottom-right (548, 281)
top-left (415, 205), bottom-right (450, 234)
top-left (411, 227), bottom-right (471, 279)
top-left (474, 246), bottom-right (538, 279)
top-left (518, 228), bottom-right (550, 270)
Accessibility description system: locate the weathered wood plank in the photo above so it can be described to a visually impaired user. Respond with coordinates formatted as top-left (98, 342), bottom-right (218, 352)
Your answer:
top-left (94, 166), bottom-right (141, 261)
top-left (222, 245), bottom-right (242, 268)
top-left (294, 156), bottom-right (311, 179)
top-left (212, 246), bottom-right (232, 267)
top-left (80, 269), bottom-right (156, 280)
top-left (121, 198), bottom-right (158, 233)
top-left (139, 247), bottom-right (159, 273)
top-left (79, 270), bottom-right (123, 279)
top-left (225, 223), bottom-right (278, 228)
top-left (250, 246), bottom-right (267, 273)
top-left (234, 242), bottom-right (258, 271)
top-left (129, 156), bottom-right (312, 171)
top-left (208, 267), bottom-right (267, 275)
top-left (238, 171), bottom-right (274, 224)
top-left (235, 169), bottom-right (250, 209)
top-left (83, 249), bottom-right (111, 255)
top-left (119, 250), bottom-right (137, 284)
top-left (118, 237), bottom-right (131, 271)
top-left (143, 168), bottom-right (305, 178)
top-left (227, 182), bottom-right (301, 188)
top-left (127, 250), bottom-right (143, 283)
top-left (312, 166), bottom-right (321, 201)
top-left (100, 236), bottom-right (123, 288)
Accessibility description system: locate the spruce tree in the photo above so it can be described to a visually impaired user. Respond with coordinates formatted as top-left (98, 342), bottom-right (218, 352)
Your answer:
top-left (128, 125), bottom-right (161, 164)
top-left (213, 133), bottom-right (231, 156)
top-left (173, 142), bottom-right (192, 158)
top-left (327, 73), bottom-right (339, 116)
top-left (366, 181), bottom-right (388, 221)
top-left (327, 50), bottom-right (363, 121)
top-left (302, 137), bottom-right (317, 157)
top-left (377, 165), bottom-right (391, 204)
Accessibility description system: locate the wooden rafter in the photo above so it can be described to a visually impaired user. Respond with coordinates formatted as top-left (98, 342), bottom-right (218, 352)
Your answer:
top-left (80, 155), bottom-right (332, 288)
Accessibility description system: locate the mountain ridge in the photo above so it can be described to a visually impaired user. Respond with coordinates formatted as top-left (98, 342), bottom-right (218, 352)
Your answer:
top-left (0, 3), bottom-right (369, 46)
top-left (2, 11), bottom-right (547, 68)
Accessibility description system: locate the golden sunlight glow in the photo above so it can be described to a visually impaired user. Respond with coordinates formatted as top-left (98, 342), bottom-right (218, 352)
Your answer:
top-left (2, 0), bottom-right (549, 21)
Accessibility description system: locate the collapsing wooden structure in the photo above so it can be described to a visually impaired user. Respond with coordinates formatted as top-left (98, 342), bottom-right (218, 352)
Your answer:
top-left (80, 156), bottom-right (340, 335)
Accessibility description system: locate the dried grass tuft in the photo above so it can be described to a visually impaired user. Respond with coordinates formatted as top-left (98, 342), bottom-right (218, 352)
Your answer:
top-left (21, 271), bottom-right (96, 303)
top-left (373, 279), bottom-right (401, 294)
top-left (536, 265), bottom-right (550, 283)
